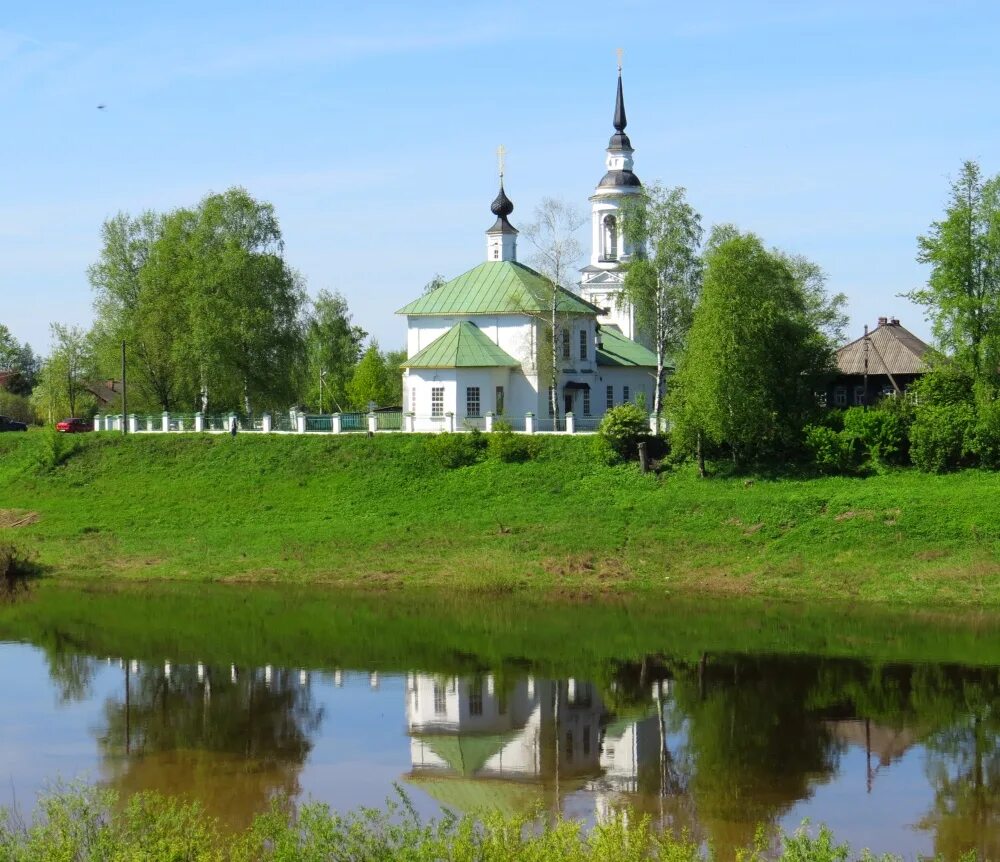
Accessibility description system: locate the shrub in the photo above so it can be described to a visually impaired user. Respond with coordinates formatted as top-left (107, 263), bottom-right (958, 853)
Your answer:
top-left (910, 403), bottom-right (975, 473)
top-left (803, 424), bottom-right (858, 474)
top-left (598, 403), bottom-right (650, 463)
top-left (487, 420), bottom-right (537, 463)
top-left (970, 387), bottom-right (1000, 469)
top-left (424, 430), bottom-right (486, 469)
top-left (842, 406), bottom-right (908, 466)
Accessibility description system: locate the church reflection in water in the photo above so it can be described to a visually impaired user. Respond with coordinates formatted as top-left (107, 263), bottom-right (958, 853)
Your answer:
top-left (404, 672), bottom-right (667, 822)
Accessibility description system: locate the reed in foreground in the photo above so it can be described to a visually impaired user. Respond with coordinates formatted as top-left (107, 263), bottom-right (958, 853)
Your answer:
top-left (0, 785), bottom-right (969, 862)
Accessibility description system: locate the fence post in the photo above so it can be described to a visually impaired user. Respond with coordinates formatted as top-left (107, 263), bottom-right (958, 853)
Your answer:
top-left (162, 411), bottom-right (170, 433)
top-left (331, 413), bottom-right (342, 434)
top-left (367, 413), bottom-right (378, 434)
top-left (566, 411), bottom-right (575, 434)
top-left (194, 413), bottom-right (204, 433)
top-left (296, 412), bottom-right (307, 434)
top-left (178, 416), bottom-right (185, 432)
top-left (128, 414), bottom-right (138, 434)
top-left (93, 414), bottom-right (102, 432)
top-left (262, 413), bottom-right (272, 434)
top-left (404, 412), bottom-right (414, 433)
top-left (525, 412), bottom-right (535, 434)
top-left (485, 411), bottom-right (494, 433)
top-left (445, 412), bottom-right (454, 433)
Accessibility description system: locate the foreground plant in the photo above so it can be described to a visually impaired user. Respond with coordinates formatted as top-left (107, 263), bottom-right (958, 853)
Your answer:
top-left (0, 784), bottom-right (965, 862)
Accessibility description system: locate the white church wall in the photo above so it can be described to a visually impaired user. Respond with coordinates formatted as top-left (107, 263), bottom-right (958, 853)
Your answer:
top-left (596, 367), bottom-right (657, 414)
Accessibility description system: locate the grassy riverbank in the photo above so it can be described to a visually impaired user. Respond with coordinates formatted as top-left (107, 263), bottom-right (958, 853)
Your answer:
top-left (2, 431), bottom-right (1000, 607)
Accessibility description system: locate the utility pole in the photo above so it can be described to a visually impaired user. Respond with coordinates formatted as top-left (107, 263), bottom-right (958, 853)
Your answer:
top-left (121, 339), bottom-right (128, 434)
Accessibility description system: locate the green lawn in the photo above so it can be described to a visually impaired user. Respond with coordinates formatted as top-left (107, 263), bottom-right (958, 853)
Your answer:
top-left (2, 430), bottom-right (999, 608)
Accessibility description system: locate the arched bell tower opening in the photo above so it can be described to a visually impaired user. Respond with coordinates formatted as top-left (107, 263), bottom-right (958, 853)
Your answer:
top-left (602, 214), bottom-right (618, 262)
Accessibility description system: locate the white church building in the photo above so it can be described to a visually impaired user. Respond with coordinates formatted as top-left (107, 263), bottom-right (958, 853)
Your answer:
top-left (398, 68), bottom-right (658, 433)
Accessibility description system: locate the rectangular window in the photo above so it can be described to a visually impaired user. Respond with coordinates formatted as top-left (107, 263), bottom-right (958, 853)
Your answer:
top-left (434, 682), bottom-right (446, 715)
top-left (431, 387), bottom-right (444, 418)
top-left (565, 730), bottom-right (574, 762)
top-left (579, 329), bottom-right (587, 361)
top-left (606, 385), bottom-right (614, 410)
top-left (410, 386), bottom-right (416, 414)
top-left (497, 691), bottom-right (507, 715)
top-left (495, 385), bottom-right (504, 416)
top-left (561, 328), bottom-right (571, 360)
top-left (583, 389), bottom-right (591, 416)
top-left (548, 387), bottom-right (555, 416)
top-left (583, 725), bottom-right (591, 757)
top-left (466, 386), bottom-right (480, 417)
top-left (623, 385), bottom-right (630, 404)
top-left (469, 680), bottom-right (483, 716)
top-left (834, 386), bottom-right (847, 407)
top-left (854, 385), bottom-right (866, 406)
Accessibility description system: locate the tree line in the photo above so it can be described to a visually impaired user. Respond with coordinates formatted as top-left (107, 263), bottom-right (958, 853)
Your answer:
top-left (610, 158), bottom-right (1000, 474)
top-left (2, 187), bottom-right (404, 423)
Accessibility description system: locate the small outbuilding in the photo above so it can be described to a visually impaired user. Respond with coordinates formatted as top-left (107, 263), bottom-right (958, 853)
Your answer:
top-left (828, 317), bottom-right (931, 407)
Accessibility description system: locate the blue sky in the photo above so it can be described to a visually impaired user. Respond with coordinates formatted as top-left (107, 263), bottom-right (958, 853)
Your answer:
top-left (3, 0), bottom-right (999, 353)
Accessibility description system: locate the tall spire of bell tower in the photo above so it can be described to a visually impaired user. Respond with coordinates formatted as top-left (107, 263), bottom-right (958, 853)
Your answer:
top-left (486, 144), bottom-right (518, 262)
top-left (613, 48), bottom-right (628, 141)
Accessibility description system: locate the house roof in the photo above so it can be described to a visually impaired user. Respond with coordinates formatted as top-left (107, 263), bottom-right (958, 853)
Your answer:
top-left (835, 319), bottom-right (930, 376)
top-left (397, 261), bottom-right (601, 317)
top-left (403, 321), bottom-right (520, 369)
top-left (597, 325), bottom-right (660, 368)
top-left (413, 731), bottom-right (518, 776)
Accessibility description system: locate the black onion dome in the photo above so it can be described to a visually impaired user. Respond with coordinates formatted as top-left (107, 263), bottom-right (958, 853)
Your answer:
top-left (598, 169), bottom-right (641, 189)
top-left (491, 182), bottom-right (514, 218)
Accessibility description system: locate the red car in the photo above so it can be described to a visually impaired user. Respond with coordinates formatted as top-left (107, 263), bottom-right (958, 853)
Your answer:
top-left (56, 418), bottom-right (93, 433)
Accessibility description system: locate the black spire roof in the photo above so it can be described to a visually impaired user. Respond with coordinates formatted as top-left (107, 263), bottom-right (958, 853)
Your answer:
top-left (487, 181), bottom-right (517, 234)
top-left (608, 69), bottom-right (632, 150)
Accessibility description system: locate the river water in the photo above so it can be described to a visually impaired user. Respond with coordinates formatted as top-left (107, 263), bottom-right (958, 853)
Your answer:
top-left (0, 583), bottom-right (997, 859)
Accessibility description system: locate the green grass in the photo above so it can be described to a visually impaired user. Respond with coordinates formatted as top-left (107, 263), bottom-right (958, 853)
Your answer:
top-left (0, 785), bottom-right (944, 861)
top-left (1, 431), bottom-right (1000, 607)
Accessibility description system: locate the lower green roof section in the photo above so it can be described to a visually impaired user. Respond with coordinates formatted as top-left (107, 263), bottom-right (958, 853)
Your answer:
top-left (403, 321), bottom-right (521, 369)
top-left (597, 326), bottom-right (661, 368)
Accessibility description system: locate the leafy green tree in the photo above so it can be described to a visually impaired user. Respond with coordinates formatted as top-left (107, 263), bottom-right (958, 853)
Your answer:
top-left (347, 342), bottom-right (393, 409)
top-left (185, 188), bottom-right (306, 415)
top-left (89, 189), bottom-right (307, 415)
top-left (0, 326), bottom-right (39, 396)
top-left (669, 230), bottom-right (833, 470)
top-left (32, 324), bottom-right (95, 422)
top-left (908, 161), bottom-right (1000, 384)
top-left (304, 290), bottom-right (367, 412)
top-left (619, 184), bottom-right (703, 420)
top-left (88, 211), bottom-right (188, 412)
top-left (422, 273), bottom-right (446, 295)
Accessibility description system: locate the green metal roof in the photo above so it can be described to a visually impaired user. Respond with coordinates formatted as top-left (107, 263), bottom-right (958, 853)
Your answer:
top-left (415, 732), bottom-right (518, 776)
top-left (596, 326), bottom-right (662, 368)
top-left (403, 321), bottom-right (520, 369)
top-left (397, 261), bottom-right (601, 317)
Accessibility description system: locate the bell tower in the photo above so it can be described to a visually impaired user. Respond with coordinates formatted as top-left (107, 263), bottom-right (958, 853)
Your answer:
top-left (579, 54), bottom-right (647, 346)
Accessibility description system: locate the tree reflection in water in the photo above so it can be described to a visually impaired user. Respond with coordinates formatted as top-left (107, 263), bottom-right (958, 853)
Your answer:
top-left (97, 662), bottom-right (323, 830)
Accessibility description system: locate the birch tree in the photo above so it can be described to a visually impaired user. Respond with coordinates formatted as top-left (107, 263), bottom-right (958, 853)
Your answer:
top-left (522, 198), bottom-right (585, 420)
top-left (908, 160), bottom-right (1000, 384)
top-left (619, 184), bottom-right (703, 421)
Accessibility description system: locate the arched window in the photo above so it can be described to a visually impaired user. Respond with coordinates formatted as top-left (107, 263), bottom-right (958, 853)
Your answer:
top-left (603, 215), bottom-right (618, 261)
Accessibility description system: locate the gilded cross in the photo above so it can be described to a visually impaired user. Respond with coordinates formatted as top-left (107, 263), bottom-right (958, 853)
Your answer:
top-left (616, 47), bottom-right (623, 72)
top-left (497, 144), bottom-right (506, 179)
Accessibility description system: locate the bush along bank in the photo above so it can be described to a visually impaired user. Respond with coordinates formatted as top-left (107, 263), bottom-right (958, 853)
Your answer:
top-left (0, 785), bottom-right (945, 862)
top-left (803, 367), bottom-right (1000, 475)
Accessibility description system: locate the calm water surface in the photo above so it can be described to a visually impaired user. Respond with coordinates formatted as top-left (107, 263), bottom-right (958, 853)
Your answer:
top-left (0, 585), bottom-right (997, 860)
